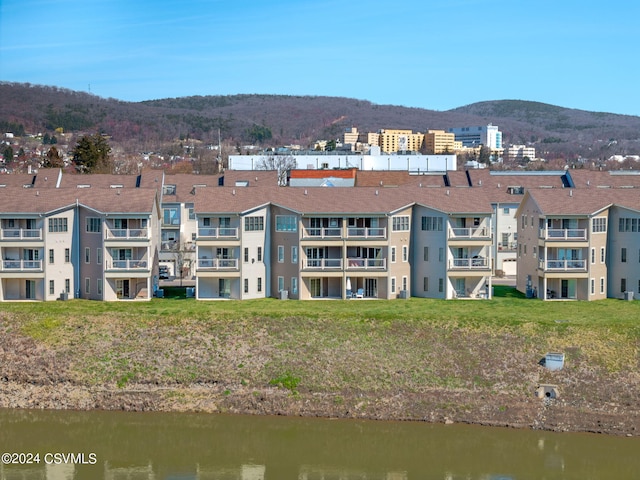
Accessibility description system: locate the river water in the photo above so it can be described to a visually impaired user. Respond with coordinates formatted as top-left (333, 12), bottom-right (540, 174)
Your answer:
top-left (0, 409), bottom-right (638, 479)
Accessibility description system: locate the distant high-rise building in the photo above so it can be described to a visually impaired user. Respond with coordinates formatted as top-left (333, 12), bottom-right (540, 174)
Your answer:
top-left (423, 130), bottom-right (456, 154)
top-left (378, 129), bottom-right (424, 153)
top-left (448, 124), bottom-right (502, 150)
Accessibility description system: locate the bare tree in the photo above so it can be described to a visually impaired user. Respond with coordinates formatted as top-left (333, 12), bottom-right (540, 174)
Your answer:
top-left (256, 154), bottom-right (297, 186)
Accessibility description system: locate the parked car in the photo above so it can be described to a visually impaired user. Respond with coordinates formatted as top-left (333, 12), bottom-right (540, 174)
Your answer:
top-left (159, 265), bottom-right (169, 279)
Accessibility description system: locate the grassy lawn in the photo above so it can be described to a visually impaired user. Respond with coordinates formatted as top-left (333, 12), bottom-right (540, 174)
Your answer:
top-left (1, 287), bottom-right (638, 391)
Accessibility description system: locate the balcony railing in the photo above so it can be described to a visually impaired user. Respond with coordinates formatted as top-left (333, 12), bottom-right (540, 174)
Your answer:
top-left (197, 227), bottom-right (239, 239)
top-left (105, 228), bottom-right (149, 240)
top-left (449, 257), bottom-right (490, 269)
top-left (303, 258), bottom-right (343, 269)
top-left (539, 259), bottom-right (587, 271)
top-left (346, 227), bottom-right (386, 238)
top-left (197, 258), bottom-right (239, 269)
top-left (498, 242), bottom-right (518, 251)
top-left (449, 227), bottom-right (489, 239)
top-left (302, 227), bottom-right (342, 239)
top-left (346, 258), bottom-right (386, 269)
top-left (540, 228), bottom-right (587, 241)
top-left (1, 228), bottom-right (43, 240)
top-left (1, 259), bottom-right (43, 271)
top-left (107, 259), bottom-right (148, 270)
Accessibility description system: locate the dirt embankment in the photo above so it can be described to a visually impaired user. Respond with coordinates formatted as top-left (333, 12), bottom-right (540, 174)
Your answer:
top-left (0, 313), bottom-right (638, 436)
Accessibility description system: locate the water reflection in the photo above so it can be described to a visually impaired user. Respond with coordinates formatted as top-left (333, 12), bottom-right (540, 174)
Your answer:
top-left (1, 409), bottom-right (638, 480)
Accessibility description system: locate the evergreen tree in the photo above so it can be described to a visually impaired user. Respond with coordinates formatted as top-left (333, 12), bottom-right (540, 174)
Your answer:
top-left (42, 146), bottom-right (64, 168)
top-left (71, 133), bottom-right (113, 173)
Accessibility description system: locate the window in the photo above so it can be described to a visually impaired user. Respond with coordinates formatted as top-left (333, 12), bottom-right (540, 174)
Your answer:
top-left (48, 218), bottom-right (68, 232)
top-left (291, 246), bottom-right (298, 264)
top-left (621, 278), bottom-right (627, 293)
top-left (86, 217), bottom-right (101, 233)
top-left (402, 245), bottom-right (408, 262)
top-left (97, 248), bottom-right (102, 265)
top-left (521, 215), bottom-right (526, 229)
top-left (421, 216), bottom-right (443, 231)
top-left (257, 247), bottom-right (262, 262)
top-left (391, 247), bottom-right (396, 263)
top-left (65, 248), bottom-right (70, 263)
top-left (49, 249), bottom-right (54, 264)
top-left (392, 216), bottom-right (409, 231)
top-left (591, 278), bottom-right (595, 295)
top-left (244, 247), bottom-right (249, 263)
top-left (85, 278), bottom-right (90, 294)
top-left (423, 277), bottom-right (429, 292)
top-left (402, 276), bottom-right (407, 291)
top-left (618, 218), bottom-right (638, 232)
top-left (438, 278), bottom-right (444, 293)
top-left (278, 245), bottom-right (285, 263)
top-left (600, 277), bottom-right (605, 294)
top-left (423, 246), bottom-right (429, 262)
top-left (276, 215), bottom-right (297, 232)
top-left (203, 217), bottom-right (211, 227)
top-left (163, 184), bottom-right (176, 195)
top-left (601, 247), bottom-right (605, 263)
top-left (291, 277), bottom-right (298, 295)
top-left (533, 246), bottom-right (537, 259)
top-left (278, 276), bottom-right (285, 292)
top-left (49, 280), bottom-right (55, 295)
top-left (621, 247), bottom-right (627, 263)
top-left (591, 248), bottom-right (595, 264)
top-left (391, 277), bottom-right (396, 293)
top-left (244, 278), bottom-right (249, 293)
top-left (97, 279), bottom-right (103, 296)
top-left (186, 203), bottom-right (195, 220)
top-left (163, 207), bottom-right (179, 225)
top-left (85, 247), bottom-right (90, 264)
top-left (503, 207), bottom-right (510, 215)
top-left (501, 233), bottom-right (509, 247)
top-left (244, 216), bottom-right (264, 231)
top-left (65, 279), bottom-right (70, 294)
top-left (257, 277), bottom-right (262, 292)
top-left (592, 217), bottom-right (607, 233)
top-left (439, 248), bottom-right (444, 262)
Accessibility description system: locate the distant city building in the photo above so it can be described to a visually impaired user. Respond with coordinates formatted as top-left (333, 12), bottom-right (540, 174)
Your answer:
top-left (448, 124), bottom-right (503, 150)
top-left (506, 145), bottom-right (536, 162)
top-left (423, 130), bottom-right (457, 154)
top-left (378, 129), bottom-right (424, 153)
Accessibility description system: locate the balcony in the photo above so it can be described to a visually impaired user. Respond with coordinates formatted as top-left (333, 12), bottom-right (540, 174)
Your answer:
top-left (346, 258), bottom-right (386, 269)
top-left (539, 228), bottom-right (587, 241)
top-left (105, 228), bottom-right (149, 240)
top-left (449, 257), bottom-right (490, 270)
top-left (1, 259), bottom-right (43, 271)
top-left (302, 227), bottom-right (342, 239)
top-left (539, 259), bottom-right (587, 272)
top-left (346, 227), bottom-right (386, 239)
top-left (197, 258), bottom-right (239, 270)
top-left (302, 258), bottom-right (343, 269)
top-left (449, 226), bottom-right (490, 240)
top-left (197, 227), bottom-right (239, 239)
top-left (106, 259), bottom-right (149, 270)
top-left (0, 228), bottom-right (43, 240)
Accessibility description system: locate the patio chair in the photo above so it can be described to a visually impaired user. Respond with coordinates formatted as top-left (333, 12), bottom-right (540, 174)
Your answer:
top-left (355, 288), bottom-right (364, 298)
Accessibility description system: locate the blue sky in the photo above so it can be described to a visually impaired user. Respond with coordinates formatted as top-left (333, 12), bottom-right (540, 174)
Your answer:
top-left (2, 0), bottom-right (639, 116)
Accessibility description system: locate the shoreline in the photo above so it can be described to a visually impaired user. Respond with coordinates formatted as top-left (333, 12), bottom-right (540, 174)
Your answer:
top-left (1, 380), bottom-right (638, 436)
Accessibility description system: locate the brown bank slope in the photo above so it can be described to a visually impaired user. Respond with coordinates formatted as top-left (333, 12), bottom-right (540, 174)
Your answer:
top-left (0, 297), bottom-right (638, 436)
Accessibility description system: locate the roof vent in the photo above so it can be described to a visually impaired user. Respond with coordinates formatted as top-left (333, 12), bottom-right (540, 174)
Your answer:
top-left (304, 189), bottom-right (308, 195)
top-left (232, 188), bottom-right (236, 195)
top-left (375, 190), bottom-right (379, 195)
top-left (446, 189), bottom-right (450, 196)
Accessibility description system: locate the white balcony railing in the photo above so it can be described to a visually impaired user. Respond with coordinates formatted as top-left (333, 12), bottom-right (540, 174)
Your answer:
top-left (449, 257), bottom-right (490, 269)
top-left (540, 228), bottom-right (587, 241)
top-left (346, 258), bottom-right (386, 269)
top-left (449, 227), bottom-right (489, 239)
top-left (198, 227), bottom-right (239, 239)
top-left (107, 259), bottom-right (149, 270)
top-left (1, 259), bottom-right (43, 271)
top-left (197, 258), bottom-right (239, 269)
top-left (303, 258), bottom-right (343, 269)
top-left (105, 228), bottom-right (149, 240)
top-left (1, 228), bottom-right (43, 240)
top-left (302, 227), bottom-right (342, 239)
top-left (539, 259), bottom-right (587, 271)
top-left (346, 227), bottom-right (386, 238)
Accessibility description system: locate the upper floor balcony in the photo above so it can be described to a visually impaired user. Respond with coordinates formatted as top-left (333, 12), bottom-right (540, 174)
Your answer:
top-left (302, 258), bottom-right (343, 270)
top-left (0, 228), bottom-right (43, 241)
top-left (538, 259), bottom-right (587, 272)
top-left (105, 228), bottom-right (149, 241)
top-left (196, 258), bottom-right (239, 270)
top-left (0, 259), bottom-right (43, 272)
top-left (197, 227), bottom-right (239, 240)
top-left (448, 226), bottom-right (491, 241)
top-left (539, 228), bottom-right (588, 241)
top-left (106, 259), bottom-right (149, 270)
top-left (346, 257), bottom-right (387, 270)
top-left (301, 227), bottom-right (342, 239)
top-left (346, 227), bottom-right (386, 239)
top-left (448, 257), bottom-right (490, 270)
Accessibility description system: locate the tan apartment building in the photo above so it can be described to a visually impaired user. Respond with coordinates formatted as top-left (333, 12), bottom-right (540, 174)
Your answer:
top-left (422, 130), bottom-right (456, 154)
top-left (378, 129), bottom-right (424, 153)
